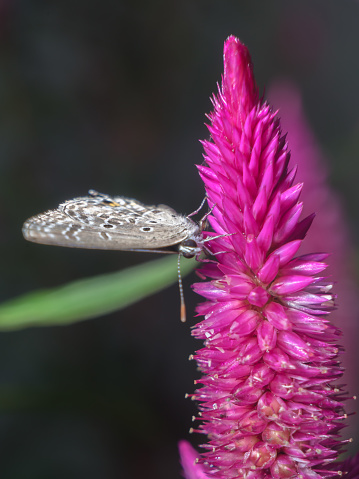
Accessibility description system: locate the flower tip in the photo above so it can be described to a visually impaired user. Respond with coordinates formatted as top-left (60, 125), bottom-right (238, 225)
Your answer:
top-left (222, 35), bottom-right (258, 112)
top-left (223, 35), bottom-right (251, 70)
top-left (224, 35), bottom-right (248, 56)
top-left (225, 34), bottom-right (240, 43)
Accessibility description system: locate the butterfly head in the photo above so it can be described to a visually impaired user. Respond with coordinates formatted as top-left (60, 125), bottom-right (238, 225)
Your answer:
top-left (178, 238), bottom-right (203, 258)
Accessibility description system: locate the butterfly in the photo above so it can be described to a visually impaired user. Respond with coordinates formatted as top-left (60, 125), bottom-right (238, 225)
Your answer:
top-left (22, 190), bottom-right (209, 257)
top-left (22, 190), bottom-right (216, 321)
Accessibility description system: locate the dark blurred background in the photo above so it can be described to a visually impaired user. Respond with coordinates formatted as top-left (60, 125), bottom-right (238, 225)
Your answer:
top-left (0, 1), bottom-right (359, 478)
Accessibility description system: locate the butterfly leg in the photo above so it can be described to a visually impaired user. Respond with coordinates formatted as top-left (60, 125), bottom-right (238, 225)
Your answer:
top-left (198, 202), bottom-right (220, 231)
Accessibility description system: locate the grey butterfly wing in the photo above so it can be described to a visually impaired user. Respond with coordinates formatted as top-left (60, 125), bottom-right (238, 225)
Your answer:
top-left (22, 195), bottom-right (198, 251)
top-left (23, 209), bottom-right (97, 248)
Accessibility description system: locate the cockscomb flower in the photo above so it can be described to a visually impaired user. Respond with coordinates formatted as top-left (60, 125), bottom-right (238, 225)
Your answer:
top-left (184, 36), bottom-right (347, 479)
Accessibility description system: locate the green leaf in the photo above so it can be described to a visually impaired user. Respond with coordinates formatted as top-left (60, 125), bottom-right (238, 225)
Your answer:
top-left (0, 256), bottom-right (197, 330)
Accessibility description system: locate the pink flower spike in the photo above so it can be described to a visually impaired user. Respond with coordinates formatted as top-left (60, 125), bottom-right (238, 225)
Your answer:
top-left (186, 36), bottom-right (346, 479)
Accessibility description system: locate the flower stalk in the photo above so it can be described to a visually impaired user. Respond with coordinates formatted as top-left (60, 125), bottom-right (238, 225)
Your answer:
top-left (184, 36), bottom-right (347, 479)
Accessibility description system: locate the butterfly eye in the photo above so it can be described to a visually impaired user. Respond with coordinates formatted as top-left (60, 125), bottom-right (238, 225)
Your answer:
top-left (179, 239), bottom-right (198, 258)
top-left (182, 239), bottom-right (197, 248)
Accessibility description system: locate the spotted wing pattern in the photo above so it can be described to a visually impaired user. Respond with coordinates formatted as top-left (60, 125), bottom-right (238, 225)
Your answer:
top-left (22, 191), bottom-right (200, 251)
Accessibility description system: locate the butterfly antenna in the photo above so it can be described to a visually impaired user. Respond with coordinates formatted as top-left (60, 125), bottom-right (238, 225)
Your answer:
top-left (187, 196), bottom-right (207, 218)
top-left (178, 254), bottom-right (186, 323)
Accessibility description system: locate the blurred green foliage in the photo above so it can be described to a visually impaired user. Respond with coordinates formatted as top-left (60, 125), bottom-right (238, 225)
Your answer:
top-left (0, 256), bottom-right (196, 329)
